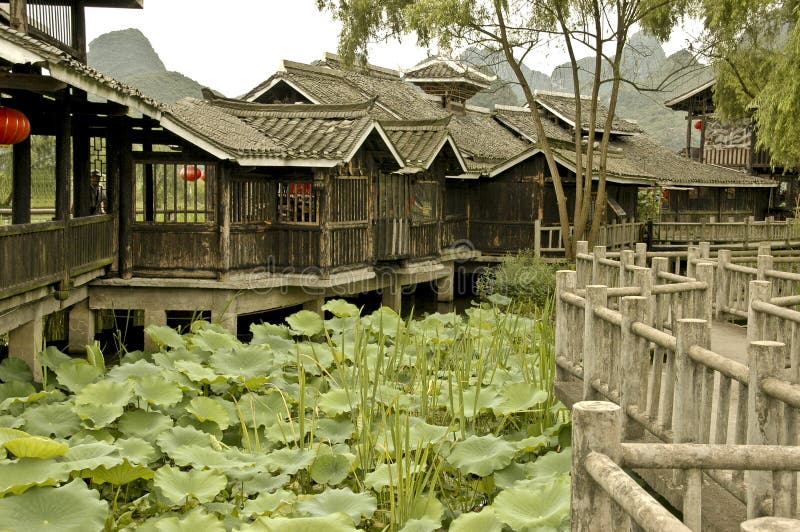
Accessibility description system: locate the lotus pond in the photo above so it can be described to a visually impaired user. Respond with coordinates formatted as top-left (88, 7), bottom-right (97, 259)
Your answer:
top-left (0, 299), bottom-right (570, 531)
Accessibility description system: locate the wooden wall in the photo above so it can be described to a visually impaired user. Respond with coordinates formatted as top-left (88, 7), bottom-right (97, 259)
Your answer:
top-left (660, 187), bottom-right (770, 222)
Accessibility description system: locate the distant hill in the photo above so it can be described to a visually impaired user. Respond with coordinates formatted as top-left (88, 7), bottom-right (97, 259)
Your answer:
top-left (462, 32), bottom-right (713, 151)
top-left (87, 29), bottom-right (205, 104)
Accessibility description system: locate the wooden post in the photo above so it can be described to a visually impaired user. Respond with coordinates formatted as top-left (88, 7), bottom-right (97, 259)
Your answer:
top-left (747, 281), bottom-right (771, 344)
top-left (619, 250), bottom-right (634, 287)
top-left (70, 0), bottom-right (87, 63)
top-left (620, 296), bottom-right (648, 438)
top-left (55, 92), bottom-right (71, 221)
top-left (634, 242), bottom-right (647, 267)
top-left (592, 246), bottom-right (606, 285)
top-left (534, 218), bottom-right (541, 258)
top-left (756, 254), bottom-right (773, 282)
top-left (716, 249), bottom-right (731, 319)
top-left (217, 163), bottom-right (231, 281)
top-left (556, 270), bottom-right (577, 381)
top-left (105, 113), bottom-right (121, 274)
top-left (571, 401), bottom-right (626, 532)
top-left (10, 0), bottom-right (26, 32)
top-left (583, 285), bottom-right (607, 401)
top-left (746, 340), bottom-right (785, 519)
top-left (72, 107), bottom-right (90, 218)
top-left (12, 135), bottom-right (31, 224)
top-left (117, 117), bottom-right (133, 278)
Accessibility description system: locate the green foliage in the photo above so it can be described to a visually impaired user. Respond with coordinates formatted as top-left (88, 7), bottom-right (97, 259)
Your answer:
top-left (0, 301), bottom-right (569, 530)
top-left (637, 187), bottom-right (662, 223)
top-left (476, 250), bottom-right (566, 310)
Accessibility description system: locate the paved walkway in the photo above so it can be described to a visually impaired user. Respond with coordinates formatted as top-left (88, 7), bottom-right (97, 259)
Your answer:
top-left (710, 319), bottom-right (749, 365)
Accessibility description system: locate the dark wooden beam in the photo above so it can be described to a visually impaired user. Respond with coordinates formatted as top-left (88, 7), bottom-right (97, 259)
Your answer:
top-left (131, 150), bottom-right (219, 165)
top-left (106, 115), bottom-right (122, 274)
top-left (72, 91), bottom-right (91, 217)
top-left (218, 162), bottom-right (230, 280)
top-left (118, 116), bottom-right (133, 278)
top-left (12, 136), bottom-right (31, 224)
top-left (142, 124), bottom-right (154, 222)
top-left (0, 73), bottom-right (68, 93)
top-left (55, 91), bottom-right (71, 220)
top-left (71, 1), bottom-right (87, 63)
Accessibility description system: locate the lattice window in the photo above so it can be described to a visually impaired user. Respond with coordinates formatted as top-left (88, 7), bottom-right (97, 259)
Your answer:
top-left (232, 177), bottom-right (275, 223)
top-left (411, 180), bottom-right (439, 222)
top-left (135, 163), bottom-right (214, 223)
top-left (278, 181), bottom-right (317, 223)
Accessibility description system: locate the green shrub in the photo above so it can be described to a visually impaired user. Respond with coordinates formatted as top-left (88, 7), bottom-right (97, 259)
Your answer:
top-left (476, 250), bottom-right (568, 311)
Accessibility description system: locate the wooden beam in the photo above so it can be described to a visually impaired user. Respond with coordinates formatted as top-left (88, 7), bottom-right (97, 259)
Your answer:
top-left (0, 73), bottom-right (68, 93)
top-left (72, 103), bottom-right (91, 217)
top-left (55, 91), bottom-right (71, 220)
top-left (118, 116), bottom-right (133, 278)
top-left (10, 0), bottom-right (27, 33)
top-left (12, 136), bottom-right (31, 224)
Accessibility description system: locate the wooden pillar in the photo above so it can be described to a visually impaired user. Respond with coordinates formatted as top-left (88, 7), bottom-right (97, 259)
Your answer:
top-left (685, 115), bottom-right (692, 159)
top-left (117, 117), bottom-right (133, 278)
top-left (11, 135), bottom-right (31, 224)
top-left (55, 92), bottom-right (71, 221)
top-left (10, 0), bottom-right (26, 32)
top-left (746, 340), bottom-right (785, 519)
top-left (143, 128), bottom-right (154, 221)
top-left (67, 299), bottom-right (95, 354)
top-left (8, 304), bottom-right (43, 382)
top-left (571, 401), bottom-right (626, 532)
top-left (72, 100), bottom-right (90, 217)
top-left (106, 114), bottom-right (122, 274)
top-left (70, 0), bottom-right (87, 63)
top-left (218, 162), bottom-right (230, 281)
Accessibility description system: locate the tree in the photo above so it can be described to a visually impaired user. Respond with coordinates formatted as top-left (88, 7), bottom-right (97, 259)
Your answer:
top-left (698, 0), bottom-right (800, 169)
top-left (317, 0), bottom-right (686, 257)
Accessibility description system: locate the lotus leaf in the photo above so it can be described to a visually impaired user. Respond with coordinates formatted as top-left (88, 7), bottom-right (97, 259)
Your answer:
top-left (115, 436), bottom-right (160, 465)
top-left (58, 442), bottom-right (121, 472)
top-left (134, 376), bottom-right (184, 407)
top-left (240, 489), bottom-right (296, 517)
top-left (487, 293), bottom-right (512, 306)
top-left (0, 381), bottom-right (35, 403)
top-left (68, 428), bottom-right (115, 444)
top-left (73, 380), bottom-right (133, 428)
top-left (363, 462), bottom-right (422, 491)
top-left (0, 459), bottom-right (70, 496)
top-left (233, 471), bottom-right (289, 496)
top-left (309, 453), bottom-right (351, 485)
top-left (0, 358), bottom-right (33, 383)
top-left (494, 383), bottom-right (548, 416)
top-left (250, 322), bottom-right (292, 342)
top-left (409, 494), bottom-right (443, 523)
top-left (244, 513), bottom-right (357, 532)
top-left (449, 508), bottom-right (504, 532)
top-left (54, 359), bottom-right (101, 394)
top-left (321, 299), bottom-right (359, 318)
top-left (512, 435), bottom-right (550, 453)
top-left (185, 397), bottom-right (230, 429)
top-left (156, 426), bottom-right (212, 454)
top-left (38, 346), bottom-right (71, 371)
top-left (296, 343), bottom-right (334, 373)
top-left (260, 417), bottom-right (311, 445)
top-left (296, 487), bottom-right (376, 523)
top-left (314, 418), bottom-right (353, 443)
top-left (0, 479), bottom-right (108, 532)
top-left (0, 415), bottom-right (23, 429)
top-left (152, 348), bottom-right (205, 370)
top-left (106, 359), bottom-right (163, 382)
top-left (151, 508), bottom-right (224, 532)
top-left (528, 449), bottom-right (571, 480)
top-left (167, 445), bottom-right (238, 469)
top-left (89, 460), bottom-right (154, 485)
top-left (324, 316), bottom-right (357, 334)
top-left (253, 335), bottom-right (294, 357)
top-left (21, 403), bottom-right (81, 438)
top-left (491, 476), bottom-right (570, 531)
top-left (192, 329), bottom-right (241, 352)
top-left (3, 436), bottom-right (68, 459)
top-left (494, 462), bottom-right (537, 489)
top-left (117, 409), bottom-right (175, 441)
top-left (453, 387), bottom-right (503, 419)
top-left (398, 518), bottom-right (440, 532)
top-left (154, 465), bottom-right (226, 505)
top-left (317, 388), bottom-right (352, 416)
top-left (210, 347), bottom-right (274, 379)
top-left (175, 416), bottom-right (223, 441)
top-left (285, 310), bottom-right (324, 337)
top-left (447, 434), bottom-right (515, 477)
top-left (237, 391), bottom-right (289, 428)
top-left (369, 307), bottom-right (403, 337)
top-left (173, 360), bottom-right (227, 384)
top-left (144, 325), bottom-right (186, 350)
top-left (0, 427), bottom-right (30, 444)
top-left (263, 447), bottom-right (315, 475)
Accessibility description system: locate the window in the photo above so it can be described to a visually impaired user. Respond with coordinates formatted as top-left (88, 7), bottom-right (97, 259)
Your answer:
top-left (135, 163), bottom-right (214, 223)
top-left (278, 181), bottom-right (317, 223)
top-left (411, 180), bottom-right (439, 222)
top-left (232, 177), bottom-right (274, 223)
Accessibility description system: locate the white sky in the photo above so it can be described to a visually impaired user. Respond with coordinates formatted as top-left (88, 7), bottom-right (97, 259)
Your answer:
top-left (85, 1), bottom-right (703, 97)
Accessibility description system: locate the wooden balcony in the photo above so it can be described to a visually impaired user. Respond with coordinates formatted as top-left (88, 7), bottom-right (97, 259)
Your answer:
top-left (0, 215), bottom-right (114, 300)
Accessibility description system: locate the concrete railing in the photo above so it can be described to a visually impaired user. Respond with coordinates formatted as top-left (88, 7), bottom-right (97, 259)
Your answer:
top-left (573, 401), bottom-right (800, 531)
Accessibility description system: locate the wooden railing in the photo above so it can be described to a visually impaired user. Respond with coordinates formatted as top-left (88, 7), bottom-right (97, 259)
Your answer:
top-left (0, 215), bottom-right (113, 300)
top-left (650, 217), bottom-right (800, 249)
top-left (132, 223), bottom-right (219, 277)
top-left (328, 226), bottom-right (371, 270)
top-left (441, 216), bottom-right (467, 248)
top-left (409, 222), bottom-right (439, 259)
top-left (558, 244), bottom-right (800, 528)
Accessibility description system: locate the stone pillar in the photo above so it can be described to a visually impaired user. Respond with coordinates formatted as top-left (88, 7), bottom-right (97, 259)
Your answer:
top-left (8, 305), bottom-right (43, 382)
top-left (143, 308), bottom-right (167, 354)
top-left (302, 297), bottom-right (325, 316)
top-left (382, 279), bottom-right (403, 313)
top-left (741, 517), bottom-right (800, 531)
top-left (436, 262), bottom-right (455, 303)
top-left (67, 299), bottom-right (95, 354)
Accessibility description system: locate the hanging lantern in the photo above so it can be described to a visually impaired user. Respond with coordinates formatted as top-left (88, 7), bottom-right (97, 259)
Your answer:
top-left (199, 169), bottom-right (206, 181)
top-left (0, 107), bottom-right (30, 144)
top-left (694, 120), bottom-right (703, 130)
top-left (180, 165), bottom-right (202, 181)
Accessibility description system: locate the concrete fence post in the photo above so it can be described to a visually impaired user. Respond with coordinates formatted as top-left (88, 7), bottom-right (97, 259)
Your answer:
top-left (534, 218), bottom-right (542, 258)
top-left (572, 401), bottom-right (626, 532)
top-left (741, 517), bottom-right (800, 531)
top-left (716, 249), bottom-right (731, 320)
top-left (620, 250), bottom-right (634, 287)
top-left (620, 296), bottom-right (648, 439)
top-left (673, 319), bottom-right (709, 444)
top-left (699, 241), bottom-right (711, 259)
top-left (555, 270), bottom-right (577, 382)
top-left (635, 242), bottom-right (647, 267)
top-left (576, 240), bottom-right (589, 288)
top-left (687, 245), bottom-right (699, 278)
top-left (745, 216), bottom-right (753, 248)
top-left (757, 242), bottom-right (772, 257)
top-left (746, 340), bottom-right (785, 519)
top-left (695, 262), bottom-right (715, 335)
top-left (592, 246), bottom-right (607, 285)
top-left (747, 281), bottom-right (772, 344)
top-left (583, 285), bottom-right (608, 401)
top-left (757, 254), bottom-right (773, 282)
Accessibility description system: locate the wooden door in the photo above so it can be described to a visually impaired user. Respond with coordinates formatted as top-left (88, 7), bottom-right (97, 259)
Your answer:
top-left (374, 172), bottom-right (411, 260)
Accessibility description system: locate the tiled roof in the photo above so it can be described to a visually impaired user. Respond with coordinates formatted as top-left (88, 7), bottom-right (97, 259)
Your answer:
top-left (167, 98), bottom-right (389, 164)
top-left (381, 117), bottom-right (452, 169)
top-left (493, 105), bottom-right (574, 144)
top-left (448, 109), bottom-right (529, 171)
top-left (404, 58), bottom-right (494, 87)
top-left (534, 91), bottom-right (641, 135)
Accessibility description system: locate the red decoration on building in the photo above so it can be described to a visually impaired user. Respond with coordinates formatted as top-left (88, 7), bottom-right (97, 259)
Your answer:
top-left (0, 107), bottom-right (30, 144)
top-left (180, 165), bottom-right (203, 181)
top-left (694, 120), bottom-right (703, 130)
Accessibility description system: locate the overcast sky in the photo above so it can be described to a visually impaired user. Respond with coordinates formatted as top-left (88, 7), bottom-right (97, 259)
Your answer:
top-left (85, 1), bottom-right (702, 98)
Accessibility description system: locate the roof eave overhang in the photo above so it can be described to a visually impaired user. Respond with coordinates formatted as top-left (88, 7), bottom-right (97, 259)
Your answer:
top-left (488, 147), bottom-right (545, 178)
top-left (657, 181), bottom-right (777, 188)
top-left (247, 77), bottom-right (321, 104)
top-left (405, 77), bottom-right (491, 90)
top-left (344, 122), bottom-right (406, 169)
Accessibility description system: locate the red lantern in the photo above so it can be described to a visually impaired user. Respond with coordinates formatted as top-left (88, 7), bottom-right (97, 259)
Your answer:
top-left (180, 165), bottom-right (202, 181)
top-left (694, 120), bottom-right (703, 130)
top-left (199, 169), bottom-right (206, 181)
top-left (0, 107), bottom-right (30, 144)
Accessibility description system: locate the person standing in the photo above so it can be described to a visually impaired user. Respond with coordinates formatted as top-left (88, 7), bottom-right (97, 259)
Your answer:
top-left (89, 170), bottom-right (106, 215)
